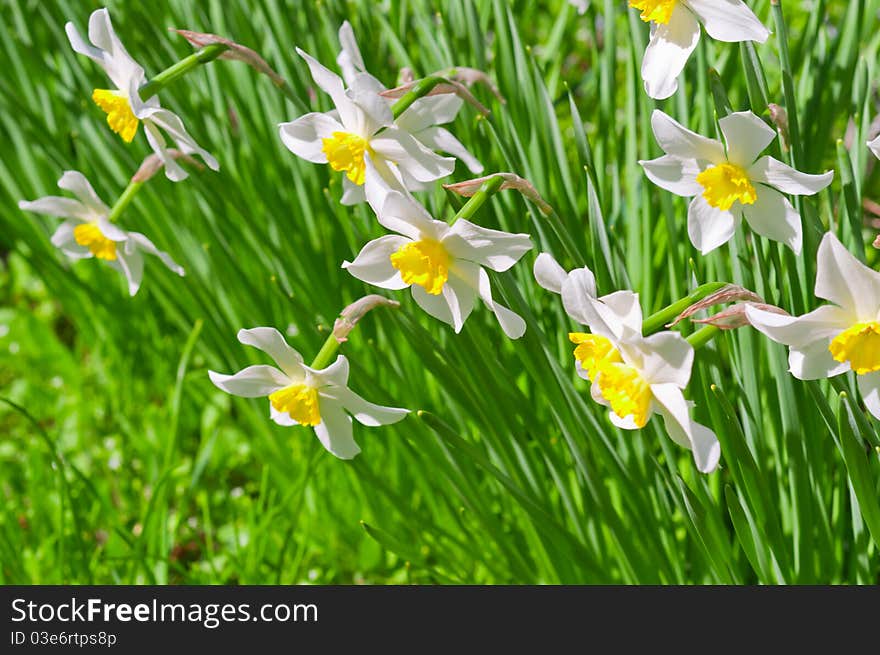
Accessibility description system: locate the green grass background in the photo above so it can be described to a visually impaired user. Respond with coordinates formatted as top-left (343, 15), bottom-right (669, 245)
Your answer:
top-left (2, 0), bottom-right (880, 584)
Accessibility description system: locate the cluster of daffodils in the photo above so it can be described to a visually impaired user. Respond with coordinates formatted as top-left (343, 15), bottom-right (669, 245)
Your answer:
top-left (535, 254), bottom-right (720, 472)
top-left (18, 4), bottom-right (880, 475)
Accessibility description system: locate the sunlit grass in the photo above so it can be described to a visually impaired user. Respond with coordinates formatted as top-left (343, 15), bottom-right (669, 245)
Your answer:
top-left (1, 0), bottom-right (879, 584)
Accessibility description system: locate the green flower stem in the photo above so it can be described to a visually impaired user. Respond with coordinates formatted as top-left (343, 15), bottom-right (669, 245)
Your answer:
top-left (686, 325), bottom-right (720, 349)
top-left (139, 43), bottom-right (229, 100)
top-left (449, 175), bottom-right (505, 225)
top-left (309, 333), bottom-right (341, 370)
top-left (106, 179), bottom-right (144, 223)
top-left (641, 282), bottom-right (728, 336)
top-left (390, 76), bottom-right (444, 120)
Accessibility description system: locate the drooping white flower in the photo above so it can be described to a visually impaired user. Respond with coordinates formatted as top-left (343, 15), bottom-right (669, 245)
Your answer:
top-left (630, 0), bottom-right (770, 99)
top-left (868, 134), bottom-right (880, 160)
top-left (335, 21), bottom-right (483, 177)
top-left (66, 8), bottom-right (219, 182)
top-left (18, 171), bottom-right (184, 296)
top-left (640, 109), bottom-right (833, 255)
top-left (746, 232), bottom-right (880, 419)
top-left (209, 328), bottom-right (408, 459)
top-left (534, 253), bottom-right (720, 473)
top-left (278, 43), bottom-right (455, 206)
top-left (343, 160), bottom-right (532, 339)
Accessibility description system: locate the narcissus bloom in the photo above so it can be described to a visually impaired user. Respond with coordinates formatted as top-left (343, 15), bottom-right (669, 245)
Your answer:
top-left (18, 171), bottom-right (184, 295)
top-left (336, 21), bottom-right (483, 177)
top-left (209, 328), bottom-right (408, 459)
top-left (66, 8), bottom-right (218, 181)
top-left (640, 110), bottom-right (833, 254)
top-left (279, 45), bottom-right (454, 205)
top-left (534, 253), bottom-right (720, 473)
top-left (746, 232), bottom-right (880, 419)
top-left (343, 161), bottom-right (532, 338)
top-left (630, 0), bottom-right (769, 99)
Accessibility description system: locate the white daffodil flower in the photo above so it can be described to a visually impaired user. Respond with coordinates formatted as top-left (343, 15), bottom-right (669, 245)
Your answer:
top-left (868, 134), bottom-right (880, 160)
top-left (630, 0), bottom-right (770, 99)
top-left (278, 42), bottom-right (456, 206)
top-left (534, 252), bottom-right (720, 473)
top-left (336, 21), bottom-right (483, 177)
top-left (209, 328), bottom-right (408, 459)
top-left (640, 109), bottom-right (833, 255)
top-left (343, 161), bottom-right (532, 339)
top-left (18, 171), bottom-right (184, 296)
top-left (66, 8), bottom-right (218, 182)
top-left (746, 232), bottom-right (880, 420)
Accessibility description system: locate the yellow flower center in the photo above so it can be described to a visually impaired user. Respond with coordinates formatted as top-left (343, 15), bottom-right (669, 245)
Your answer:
top-left (92, 89), bottom-right (139, 143)
top-left (390, 239), bottom-right (450, 295)
top-left (828, 322), bottom-right (880, 375)
top-left (73, 223), bottom-right (117, 261)
top-left (629, 0), bottom-right (678, 24)
top-left (696, 163), bottom-right (758, 211)
top-left (568, 332), bottom-right (651, 428)
top-left (598, 363), bottom-right (653, 428)
top-left (269, 383), bottom-right (321, 427)
top-left (321, 131), bottom-right (373, 185)
top-left (569, 332), bottom-right (623, 379)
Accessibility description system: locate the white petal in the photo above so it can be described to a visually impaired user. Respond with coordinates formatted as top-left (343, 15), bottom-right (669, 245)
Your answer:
top-left (296, 47), bottom-right (359, 130)
top-left (237, 327), bottom-right (305, 380)
top-left (788, 339), bottom-right (849, 380)
top-left (444, 261), bottom-right (480, 332)
top-left (477, 268), bottom-right (526, 339)
top-left (815, 231), bottom-right (880, 319)
top-left (58, 170), bottom-right (109, 214)
top-left (348, 74), bottom-right (393, 135)
top-left (19, 197), bottom-right (90, 221)
top-left (365, 163), bottom-right (435, 239)
top-left (209, 366), bottom-right (289, 397)
top-left (748, 156), bottom-right (834, 196)
top-left (608, 410), bottom-right (641, 431)
top-left (741, 185), bottom-right (802, 253)
top-left (50, 222), bottom-right (90, 259)
top-left (637, 331), bottom-right (694, 387)
top-left (278, 112), bottom-right (343, 163)
top-left (320, 386), bottom-right (409, 426)
top-left (396, 95), bottom-right (464, 132)
top-left (533, 252), bottom-right (568, 295)
top-left (412, 284), bottom-right (456, 329)
top-left (718, 111), bottom-right (776, 167)
top-left (597, 290), bottom-right (644, 335)
top-left (639, 155), bottom-right (703, 196)
top-left (650, 110), bottom-right (725, 162)
top-left (343, 235), bottom-right (411, 290)
top-left (687, 195), bottom-right (737, 254)
top-left (444, 219), bottom-right (532, 272)
top-left (560, 268), bottom-right (600, 325)
top-left (651, 383), bottom-right (721, 473)
top-left (65, 21), bottom-right (104, 66)
top-left (313, 401), bottom-right (360, 459)
top-left (340, 175), bottom-right (367, 205)
top-left (857, 371), bottom-right (880, 420)
top-left (270, 405), bottom-right (297, 426)
top-left (83, 8), bottom-right (144, 90)
top-left (126, 232), bottom-right (184, 275)
top-left (143, 109), bottom-right (219, 175)
top-left (371, 126), bottom-right (456, 183)
top-left (687, 0), bottom-right (771, 43)
top-left (304, 355), bottom-right (350, 389)
top-left (414, 126), bottom-right (484, 174)
top-left (744, 303), bottom-right (852, 348)
top-left (337, 20), bottom-right (366, 85)
top-left (868, 135), bottom-right (880, 160)
top-left (641, 8), bottom-right (700, 100)
top-left (115, 247), bottom-right (144, 296)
